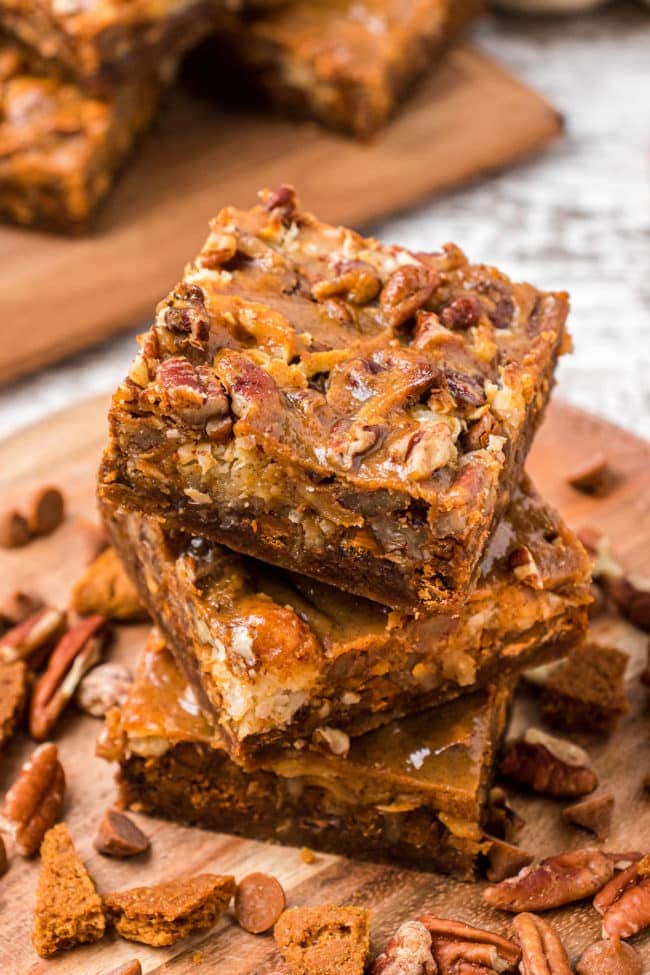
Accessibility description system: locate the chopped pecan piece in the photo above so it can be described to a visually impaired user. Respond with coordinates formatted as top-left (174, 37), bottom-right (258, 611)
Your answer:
top-left (370, 920), bottom-right (435, 975)
top-left (162, 283), bottom-right (210, 346)
top-left (0, 508), bottom-right (30, 548)
top-left (485, 838), bottom-right (534, 883)
top-left (484, 848), bottom-right (614, 913)
top-left (94, 808), bottom-right (149, 858)
top-left (380, 264), bottom-right (439, 328)
top-left (29, 615), bottom-right (108, 740)
top-left (441, 294), bottom-right (483, 331)
top-left (76, 662), bottom-right (133, 717)
top-left (261, 183), bottom-right (297, 216)
top-left (511, 912), bottom-right (571, 975)
top-left (234, 872), bottom-right (286, 934)
top-left (71, 547), bottom-right (148, 621)
top-left (562, 793), bottom-right (614, 840)
top-left (27, 486), bottom-right (65, 537)
top-left (0, 742), bottom-right (65, 856)
top-left (567, 453), bottom-right (616, 496)
top-left (594, 852), bottom-right (650, 939)
top-left (154, 357), bottom-right (231, 429)
top-left (509, 546), bottom-right (544, 589)
top-left (500, 728), bottom-right (598, 797)
top-left (312, 261), bottom-right (382, 305)
top-left (418, 916), bottom-right (521, 972)
top-left (576, 938), bottom-right (642, 975)
top-left (485, 787), bottom-right (525, 841)
top-left (0, 607), bottom-right (67, 666)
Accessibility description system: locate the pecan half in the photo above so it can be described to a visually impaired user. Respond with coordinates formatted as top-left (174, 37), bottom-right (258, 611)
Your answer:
top-left (154, 357), bottom-right (231, 430)
top-left (484, 849), bottom-right (614, 913)
top-left (0, 607), bottom-right (66, 667)
top-left (0, 742), bottom-right (65, 856)
top-left (419, 916), bottom-right (521, 972)
top-left (380, 264), bottom-right (439, 328)
top-left (162, 283), bottom-right (210, 346)
top-left (29, 615), bottom-right (108, 740)
top-left (485, 838), bottom-right (534, 883)
top-left (576, 938), bottom-right (642, 975)
top-left (370, 920), bottom-right (436, 975)
top-left (594, 852), bottom-right (650, 939)
top-left (508, 547), bottom-right (544, 590)
top-left (512, 912), bottom-right (571, 975)
top-left (562, 793), bottom-right (614, 840)
top-left (500, 728), bottom-right (598, 797)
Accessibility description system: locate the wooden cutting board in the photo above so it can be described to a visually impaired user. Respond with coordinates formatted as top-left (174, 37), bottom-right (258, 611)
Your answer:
top-left (0, 45), bottom-right (562, 386)
top-left (1, 398), bottom-right (648, 974)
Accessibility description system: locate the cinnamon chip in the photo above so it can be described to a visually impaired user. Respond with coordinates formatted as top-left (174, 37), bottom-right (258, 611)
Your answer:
top-left (94, 808), bottom-right (149, 857)
top-left (27, 486), bottom-right (65, 537)
top-left (567, 453), bottom-right (616, 496)
top-left (0, 509), bottom-right (30, 549)
top-left (235, 872), bottom-right (286, 934)
top-left (562, 793), bottom-right (614, 840)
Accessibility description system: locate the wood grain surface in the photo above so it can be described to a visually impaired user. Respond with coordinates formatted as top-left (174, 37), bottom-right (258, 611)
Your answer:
top-left (0, 45), bottom-right (561, 387)
top-left (0, 398), bottom-right (648, 974)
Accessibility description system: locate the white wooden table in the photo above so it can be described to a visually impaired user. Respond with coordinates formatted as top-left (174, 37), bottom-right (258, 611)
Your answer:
top-left (1, 2), bottom-right (648, 439)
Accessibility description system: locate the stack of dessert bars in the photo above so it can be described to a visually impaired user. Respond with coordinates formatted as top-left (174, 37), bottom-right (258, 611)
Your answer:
top-left (0, 0), bottom-right (482, 233)
top-left (97, 188), bottom-right (591, 880)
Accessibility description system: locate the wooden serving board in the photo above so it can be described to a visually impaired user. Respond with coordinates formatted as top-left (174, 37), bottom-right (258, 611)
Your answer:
top-left (1, 398), bottom-right (649, 974)
top-left (0, 45), bottom-right (562, 385)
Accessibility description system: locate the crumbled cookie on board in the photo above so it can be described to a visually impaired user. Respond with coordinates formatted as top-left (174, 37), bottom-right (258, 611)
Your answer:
top-left (274, 905), bottom-right (371, 975)
top-left (33, 823), bottom-right (105, 957)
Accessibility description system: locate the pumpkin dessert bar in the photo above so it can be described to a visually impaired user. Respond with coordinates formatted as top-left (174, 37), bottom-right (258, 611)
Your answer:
top-left (0, 37), bottom-right (158, 232)
top-left (98, 187), bottom-right (571, 613)
top-left (207, 0), bottom-right (484, 137)
top-left (100, 477), bottom-right (590, 766)
top-left (0, 0), bottom-right (284, 93)
top-left (98, 631), bottom-right (513, 880)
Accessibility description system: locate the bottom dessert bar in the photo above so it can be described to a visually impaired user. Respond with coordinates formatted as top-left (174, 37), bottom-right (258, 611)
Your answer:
top-left (101, 478), bottom-right (590, 767)
top-left (0, 37), bottom-right (158, 233)
top-left (99, 632), bottom-right (512, 880)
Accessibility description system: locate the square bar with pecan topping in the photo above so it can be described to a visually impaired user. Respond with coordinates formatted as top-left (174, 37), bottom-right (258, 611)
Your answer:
top-left (98, 632), bottom-right (513, 880)
top-left (100, 477), bottom-right (590, 767)
top-left (195, 0), bottom-right (484, 137)
top-left (99, 188), bottom-right (571, 613)
top-left (0, 38), bottom-right (158, 233)
top-left (0, 0), bottom-right (281, 94)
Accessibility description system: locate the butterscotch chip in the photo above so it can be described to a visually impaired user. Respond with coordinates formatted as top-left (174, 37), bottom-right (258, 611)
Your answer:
top-left (94, 808), bottom-right (150, 857)
top-left (28, 486), bottom-right (65, 537)
top-left (274, 905), bottom-right (371, 975)
top-left (235, 872), bottom-right (286, 934)
top-left (33, 823), bottom-right (105, 957)
top-left (103, 873), bottom-right (235, 946)
top-left (562, 793), bottom-right (614, 840)
top-left (0, 509), bottom-right (30, 548)
top-left (72, 547), bottom-right (148, 621)
top-left (0, 659), bottom-right (28, 749)
top-left (106, 961), bottom-right (142, 975)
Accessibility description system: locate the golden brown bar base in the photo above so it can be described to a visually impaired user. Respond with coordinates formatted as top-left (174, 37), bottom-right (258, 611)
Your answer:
top-left (101, 638), bottom-right (513, 880)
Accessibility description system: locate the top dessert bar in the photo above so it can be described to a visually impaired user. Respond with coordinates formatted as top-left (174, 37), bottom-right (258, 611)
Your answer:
top-left (0, 38), bottom-right (158, 232)
top-left (0, 0), bottom-right (282, 93)
top-left (205, 0), bottom-right (484, 137)
top-left (99, 187), bottom-right (571, 613)
top-left (101, 477), bottom-right (590, 766)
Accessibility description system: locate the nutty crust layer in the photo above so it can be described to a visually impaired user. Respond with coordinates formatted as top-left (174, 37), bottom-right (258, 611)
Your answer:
top-left (99, 188), bottom-right (570, 613)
